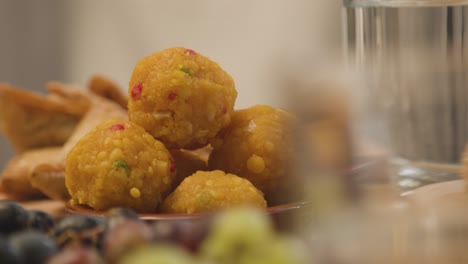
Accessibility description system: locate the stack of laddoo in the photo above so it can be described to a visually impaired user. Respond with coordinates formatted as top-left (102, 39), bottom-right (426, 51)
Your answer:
top-left (65, 47), bottom-right (299, 213)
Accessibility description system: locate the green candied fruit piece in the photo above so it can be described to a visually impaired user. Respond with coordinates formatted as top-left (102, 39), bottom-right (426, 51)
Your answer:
top-left (179, 67), bottom-right (192, 76)
top-left (113, 160), bottom-right (130, 173)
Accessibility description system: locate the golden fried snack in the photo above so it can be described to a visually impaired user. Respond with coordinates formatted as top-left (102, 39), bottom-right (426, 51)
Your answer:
top-left (160, 170), bottom-right (267, 214)
top-left (88, 75), bottom-right (128, 109)
top-left (46, 82), bottom-right (93, 116)
top-left (128, 47), bottom-right (237, 149)
top-left (0, 79), bottom-right (128, 200)
top-left (0, 147), bottom-right (62, 200)
top-left (0, 84), bottom-right (85, 153)
top-left (29, 93), bottom-right (128, 201)
top-left (29, 163), bottom-right (68, 201)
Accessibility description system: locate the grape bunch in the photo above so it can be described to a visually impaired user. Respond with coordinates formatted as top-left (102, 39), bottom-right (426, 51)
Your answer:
top-left (0, 201), bottom-right (57, 264)
top-left (0, 200), bottom-right (308, 264)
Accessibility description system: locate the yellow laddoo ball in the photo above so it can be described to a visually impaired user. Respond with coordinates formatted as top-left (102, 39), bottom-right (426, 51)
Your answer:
top-left (209, 105), bottom-right (298, 204)
top-left (128, 47), bottom-right (237, 149)
top-left (65, 119), bottom-right (176, 212)
top-left (160, 170), bottom-right (267, 214)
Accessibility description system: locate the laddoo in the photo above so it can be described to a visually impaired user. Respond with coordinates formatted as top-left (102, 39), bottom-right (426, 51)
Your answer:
top-left (65, 119), bottom-right (176, 212)
top-left (160, 170), bottom-right (266, 214)
top-left (209, 105), bottom-right (298, 204)
top-left (128, 47), bottom-right (237, 149)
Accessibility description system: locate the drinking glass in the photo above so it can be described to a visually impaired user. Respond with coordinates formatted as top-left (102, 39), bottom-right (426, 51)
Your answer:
top-left (344, 0), bottom-right (468, 191)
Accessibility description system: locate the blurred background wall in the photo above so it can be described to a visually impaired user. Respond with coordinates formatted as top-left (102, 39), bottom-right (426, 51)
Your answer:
top-left (0, 1), bottom-right (66, 171)
top-left (0, 0), bottom-right (342, 170)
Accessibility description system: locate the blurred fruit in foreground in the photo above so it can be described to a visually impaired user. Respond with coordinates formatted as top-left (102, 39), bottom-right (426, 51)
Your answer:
top-left (200, 206), bottom-right (308, 264)
top-left (152, 220), bottom-right (210, 252)
top-left (105, 207), bottom-right (139, 230)
top-left (119, 243), bottom-right (197, 264)
top-left (0, 202), bottom-right (310, 263)
top-left (104, 219), bottom-right (154, 262)
top-left (26, 210), bottom-right (55, 234)
top-left (9, 230), bottom-right (57, 264)
top-left (0, 236), bottom-right (20, 264)
top-left (48, 245), bottom-right (104, 264)
top-left (0, 201), bottom-right (28, 235)
top-left (53, 215), bottom-right (105, 249)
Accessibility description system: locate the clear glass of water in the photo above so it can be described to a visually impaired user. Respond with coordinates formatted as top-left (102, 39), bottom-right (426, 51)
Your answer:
top-left (343, 0), bottom-right (468, 192)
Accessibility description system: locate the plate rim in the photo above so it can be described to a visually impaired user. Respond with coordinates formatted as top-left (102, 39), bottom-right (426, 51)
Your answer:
top-left (65, 199), bottom-right (311, 220)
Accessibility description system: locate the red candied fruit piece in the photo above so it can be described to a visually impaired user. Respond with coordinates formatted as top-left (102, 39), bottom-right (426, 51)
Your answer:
top-left (170, 160), bottom-right (176, 173)
top-left (168, 92), bottom-right (178, 100)
top-left (131, 83), bottom-right (143, 99)
top-left (222, 107), bottom-right (227, 114)
top-left (111, 124), bottom-right (125, 131)
top-left (185, 49), bottom-right (197, 56)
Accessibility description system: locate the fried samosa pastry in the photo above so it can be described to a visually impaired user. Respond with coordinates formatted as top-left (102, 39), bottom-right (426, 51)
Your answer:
top-left (0, 84), bottom-right (88, 153)
top-left (29, 163), bottom-right (68, 201)
top-left (0, 78), bottom-right (127, 200)
top-left (88, 75), bottom-right (128, 109)
top-left (29, 98), bottom-right (127, 200)
top-left (0, 147), bottom-right (62, 200)
top-left (45, 81), bottom-right (93, 115)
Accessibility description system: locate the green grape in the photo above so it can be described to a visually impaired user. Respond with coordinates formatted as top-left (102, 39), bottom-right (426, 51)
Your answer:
top-left (240, 237), bottom-right (308, 264)
top-left (118, 243), bottom-right (197, 264)
top-left (200, 206), bottom-right (273, 260)
top-left (200, 206), bottom-right (309, 264)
